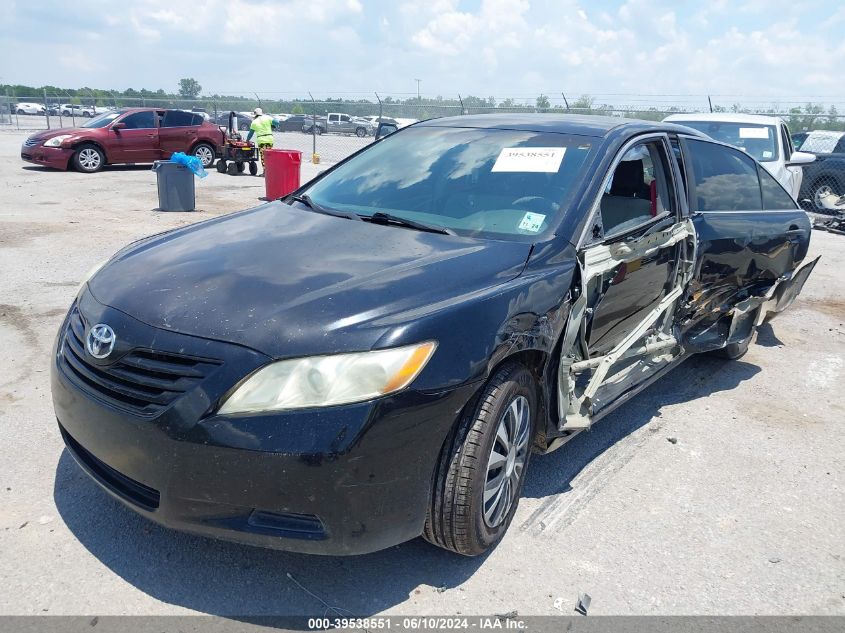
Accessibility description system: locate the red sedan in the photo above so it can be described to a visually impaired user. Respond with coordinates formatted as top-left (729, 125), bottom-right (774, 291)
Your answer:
top-left (21, 108), bottom-right (224, 173)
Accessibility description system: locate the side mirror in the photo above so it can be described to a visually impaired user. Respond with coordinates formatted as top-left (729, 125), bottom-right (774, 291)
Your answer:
top-left (375, 123), bottom-right (398, 140)
top-left (787, 150), bottom-right (815, 166)
top-left (112, 122), bottom-right (126, 131)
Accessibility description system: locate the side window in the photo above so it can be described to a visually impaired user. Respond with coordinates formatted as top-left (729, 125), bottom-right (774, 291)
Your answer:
top-left (121, 111), bottom-right (156, 130)
top-left (759, 165), bottom-right (798, 210)
top-left (328, 114), bottom-right (339, 122)
top-left (685, 139), bottom-right (762, 212)
top-left (835, 137), bottom-right (845, 154)
top-left (162, 110), bottom-right (195, 127)
top-left (340, 114), bottom-right (351, 123)
top-left (600, 140), bottom-right (675, 236)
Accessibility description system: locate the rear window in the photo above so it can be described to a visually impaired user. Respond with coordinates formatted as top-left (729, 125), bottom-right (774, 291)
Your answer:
top-left (304, 126), bottom-right (595, 240)
top-left (162, 110), bottom-right (199, 127)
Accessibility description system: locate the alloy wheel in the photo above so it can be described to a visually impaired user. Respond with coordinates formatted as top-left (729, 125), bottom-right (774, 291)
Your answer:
top-left (78, 148), bottom-right (101, 171)
top-left (483, 395), bottom-right (531, 527)
top-left (194, 145), bottom-right (214, 167)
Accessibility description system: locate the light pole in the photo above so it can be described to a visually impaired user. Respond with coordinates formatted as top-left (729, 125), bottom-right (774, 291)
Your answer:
top-left (414, 79), bottom-right (421, 101)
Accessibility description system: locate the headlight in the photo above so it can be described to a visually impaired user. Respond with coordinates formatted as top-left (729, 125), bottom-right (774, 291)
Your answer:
top-left (43, 135), bottom-right (73, 147)
top-left (219, 341), bottom-right (437, 414)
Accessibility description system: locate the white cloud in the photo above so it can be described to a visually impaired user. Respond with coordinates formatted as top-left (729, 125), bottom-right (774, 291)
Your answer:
top-left (2, 0), bottom-right (843, 107)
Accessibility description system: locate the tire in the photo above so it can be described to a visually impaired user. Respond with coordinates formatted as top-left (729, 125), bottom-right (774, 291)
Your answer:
top-left (216, 159), bottom-right (227, 173)
top-left (710, 328), bottom-right (754, 360)
top-left (73, 144), bottom-right (105, 173)
top-left (810, 178), bottom-right (844, 213)
top-left (227, 162), bottom-right (238, 175)
top-left (249, 162), bottom-right (258, 176)
top-left (192, 143), bottom-right (216, 168)
top-left (424, 363), bottom-right (537, 556)
top-left (236, 161), bottom-right (245, 173)
top-left (16, 109), bottom-right (24, 115)
top-left (62, 110), bottom-right (71, 117)
top-left (355, 127), bottom-right (367, 138)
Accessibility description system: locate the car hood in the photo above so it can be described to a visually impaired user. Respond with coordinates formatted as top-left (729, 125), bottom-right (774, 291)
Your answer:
top-left (27, 127), bottom-right (90, 142)
top-left (87, 202), bottom-right (533, 358)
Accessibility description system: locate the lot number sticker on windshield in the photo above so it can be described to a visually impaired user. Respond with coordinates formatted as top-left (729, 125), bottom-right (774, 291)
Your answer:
top-left (492, 147), bottom-right (566, 173)
top-left (739, 127), bottom-right (769, 139)
top-left (518, 212), bottom-right (546, 232)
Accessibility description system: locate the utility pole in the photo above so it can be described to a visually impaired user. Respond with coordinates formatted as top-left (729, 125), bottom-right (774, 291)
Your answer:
top-left (414, 79), bottom-right (421, 101)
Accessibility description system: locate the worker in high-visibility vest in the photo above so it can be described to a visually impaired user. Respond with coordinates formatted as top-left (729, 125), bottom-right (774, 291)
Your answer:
top-left (246, 107), bottom-right (274, 175)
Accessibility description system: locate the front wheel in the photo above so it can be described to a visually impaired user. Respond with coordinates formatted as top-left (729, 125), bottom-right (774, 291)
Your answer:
top-left (249, 161), bottom-right (258, 176)
top-left (216, 159), bottom-right (227, 173)
top-left (424, 363), bottom-right (537, 556)
top-left (192, 143), bottom-right (216, 168)
top-left (355, 127), bottom-right (367, 137)
top-left (16, 109), bottom-right (24, 115)
top-left (73, 144), bottom-right (104, 173)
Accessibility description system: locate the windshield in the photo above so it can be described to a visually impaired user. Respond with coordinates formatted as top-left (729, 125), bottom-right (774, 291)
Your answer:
top-left (82, 111), bottom-right (121, 128)
top-left (674, 121), bottom-right (778, 162)
top-left (303, 126), bottom-right (594, 240)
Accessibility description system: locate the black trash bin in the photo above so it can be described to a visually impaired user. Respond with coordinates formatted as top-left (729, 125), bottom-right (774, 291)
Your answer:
top-left (152, 160), bottom-right (195, 211)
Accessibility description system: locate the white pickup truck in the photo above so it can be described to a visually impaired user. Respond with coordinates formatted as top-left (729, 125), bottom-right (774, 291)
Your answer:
top-left (664, 113), bottom-right (816, 201)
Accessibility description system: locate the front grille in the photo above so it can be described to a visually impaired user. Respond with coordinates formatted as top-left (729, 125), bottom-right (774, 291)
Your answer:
top-left (60, 424), bottom-right (161, 511)
top-left (24, 138), bottom-right (40, 147)
top-left (59, 307), bottom-right (222, 417)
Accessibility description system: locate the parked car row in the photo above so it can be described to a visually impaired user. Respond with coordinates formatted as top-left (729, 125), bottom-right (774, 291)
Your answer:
top-left (11, 103), bottom-right (110, 117)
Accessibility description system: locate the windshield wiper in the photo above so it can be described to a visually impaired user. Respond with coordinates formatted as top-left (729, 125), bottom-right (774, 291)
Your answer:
top-left (363, 212), bottom-right (455, 235)
top-left (288, 194), bottom-right (361, 221)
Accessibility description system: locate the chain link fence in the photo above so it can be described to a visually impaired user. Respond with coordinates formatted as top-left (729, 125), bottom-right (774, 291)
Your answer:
top-left (6, 92), bottom-right (845, 208)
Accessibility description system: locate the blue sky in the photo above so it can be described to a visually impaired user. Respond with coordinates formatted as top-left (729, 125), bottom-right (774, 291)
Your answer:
top-left (1, 0), bottom-right (843, 106)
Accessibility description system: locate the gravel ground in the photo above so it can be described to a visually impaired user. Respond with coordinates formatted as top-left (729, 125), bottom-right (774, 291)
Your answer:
top-left (0, 130), bottom-right (843, 617)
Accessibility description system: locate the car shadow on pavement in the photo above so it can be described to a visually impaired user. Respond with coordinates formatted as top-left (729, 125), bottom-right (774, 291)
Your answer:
top-left (754, 322), bottom-right (785, 348)
top-left (53, 451), bottom-right (486, 618)
top-left (53, 354), bottom-right (759, 619)
top-left (22, 164), bottom-right (153, 173)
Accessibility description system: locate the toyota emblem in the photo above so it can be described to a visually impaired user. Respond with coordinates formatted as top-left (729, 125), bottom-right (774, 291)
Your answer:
top-left (86, 323), bottom-right (116, 359)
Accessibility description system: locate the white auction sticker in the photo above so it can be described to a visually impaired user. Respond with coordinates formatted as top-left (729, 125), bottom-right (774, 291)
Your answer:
top-left (739, 127), bottom-right (769, 139)
top-left (518, 212), bottom-right (546, 233)
top-left (492, 147), bottom-right (566, 173)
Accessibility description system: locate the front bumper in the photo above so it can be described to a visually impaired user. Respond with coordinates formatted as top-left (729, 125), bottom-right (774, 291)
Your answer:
top-left (52, 294), bottom-right (477, 555)
top-left (21, 143), bottom-right (73, 170)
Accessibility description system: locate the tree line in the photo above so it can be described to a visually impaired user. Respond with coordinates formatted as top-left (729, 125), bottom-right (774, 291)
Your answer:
top-left (4, 79), bottom-right (844, 131)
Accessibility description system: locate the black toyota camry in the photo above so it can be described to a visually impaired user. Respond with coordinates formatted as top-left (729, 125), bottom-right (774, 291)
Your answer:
top-left (52, 114), bottom-right (817, 556)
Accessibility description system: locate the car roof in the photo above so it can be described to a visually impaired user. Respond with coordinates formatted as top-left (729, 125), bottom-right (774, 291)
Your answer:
top-left (415, 113), bottom-right (698, 138)
top-left (664, 112), bottom-right (785, 126)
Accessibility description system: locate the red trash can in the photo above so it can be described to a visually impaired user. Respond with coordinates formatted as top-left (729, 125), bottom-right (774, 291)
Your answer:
top-left (264, 149), bottom-right (302, 200)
